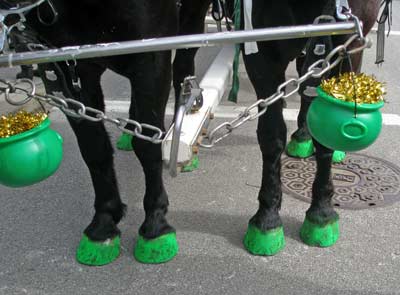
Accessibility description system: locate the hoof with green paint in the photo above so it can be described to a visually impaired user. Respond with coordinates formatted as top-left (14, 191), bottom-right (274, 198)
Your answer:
top-left (116, 133), bottom-right (133, 151)
top-left (76, 234), bottom-right (120, 266)
top-left (182, 154), bottom-right (199, 172)
top-left (286, 139), bottom-right (314, 158)
top-left (134, 232), bottom-right (179, 264)
top-left (332, 151), bottom-right (346, 163)
top-left (300, 217), bottom-right (339, 247)
top-left (243, 225), bottom-right (285, 256)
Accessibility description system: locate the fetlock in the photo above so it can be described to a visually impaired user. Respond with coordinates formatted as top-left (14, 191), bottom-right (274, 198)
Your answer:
top-left (249, 208), bottom-right (282, 232)
top-left (305, 206), bottom-right (339, 225)
top-left (139, 211), bottom-right (175, 240)
top-left (84, 212), bottom-right (121, 241)
top-left (95, 200), bottom-right (127, 225)
top-left (291, 127), bottom-right (312, 142)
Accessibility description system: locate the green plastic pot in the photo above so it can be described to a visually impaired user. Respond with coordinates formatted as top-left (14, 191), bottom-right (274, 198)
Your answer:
top-left (307, 87), bottom-right (384, 152)
top-left (0, 118), bottom-right (63, 187)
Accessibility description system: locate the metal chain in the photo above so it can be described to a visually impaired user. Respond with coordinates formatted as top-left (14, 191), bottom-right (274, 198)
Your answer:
top-left (0, 78), bottom-right (164, 144)
top-left (200, 32), bottom-right (371, 148)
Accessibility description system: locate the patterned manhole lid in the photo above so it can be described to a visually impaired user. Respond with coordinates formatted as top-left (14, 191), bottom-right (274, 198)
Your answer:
top-left (281, 153), bottom-right (400, 210)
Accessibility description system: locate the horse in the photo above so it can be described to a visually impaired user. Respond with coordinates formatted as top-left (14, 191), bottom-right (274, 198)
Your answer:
top-left (3, 0), bottom-right (180, 265)
top-left (220, 0), bottom-right (380, 255)
top-left (1, 0), bottom-right (381, 265)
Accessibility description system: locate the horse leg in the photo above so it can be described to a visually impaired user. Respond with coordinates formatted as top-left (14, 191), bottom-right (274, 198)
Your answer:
top-left (242, 52), bottom-right (287, 256)
top-left (299, 39), bottom-right (364, 247)
top-left (129, 52), bottom-right (178, 264)
top-left (116, 93), bottom-right (136, 151)
top-left (65, 62), bottom-right (126, 266)
top-left (286, 53), bottom-right (314, 158)
top-left (172, 0), bottom-right (210, 109)
top-left (299, 139), bottom-right (339, 246)
top-left (173, 48), bottom-right (198, 106)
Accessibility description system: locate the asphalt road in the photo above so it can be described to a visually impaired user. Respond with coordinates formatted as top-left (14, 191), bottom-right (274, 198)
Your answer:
top-left (1, 4), bottom-right (400, 295)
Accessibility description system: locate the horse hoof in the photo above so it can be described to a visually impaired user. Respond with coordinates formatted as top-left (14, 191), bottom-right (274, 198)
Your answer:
top-left (116, 133), bottom-right (134, 151)
top-left (181, 154), bottom-right (199, 172)
top-left (286, 139), bottom-right (314, 158)
top-left (332, 151), bottom-right (346, 163)
top-left (243, 224), bottom-right (285, 256)
top-left (134, 232), bottom-right (179, 264)
top-left (76, 234), bottom-right (120, 266)
top-left (300, 217), bottom-right (339, 247)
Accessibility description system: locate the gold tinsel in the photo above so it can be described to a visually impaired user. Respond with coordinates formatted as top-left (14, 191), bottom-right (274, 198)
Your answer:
top-left (320, 72), bottom-right (385, 104)
top-left (0, 111), bottom-right (47, 138)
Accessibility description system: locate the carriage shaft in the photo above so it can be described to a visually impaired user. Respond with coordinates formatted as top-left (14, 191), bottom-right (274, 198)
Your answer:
top-left (0, 22), bottom-right (357, 67)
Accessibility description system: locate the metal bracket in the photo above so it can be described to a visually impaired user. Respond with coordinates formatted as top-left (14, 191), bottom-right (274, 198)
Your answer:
top-left (0, 0), bottom-right (46, 52)
top-left (336, 0), bottom-right (351, 21)
top-left (169, 76), bottom-right (203, 177)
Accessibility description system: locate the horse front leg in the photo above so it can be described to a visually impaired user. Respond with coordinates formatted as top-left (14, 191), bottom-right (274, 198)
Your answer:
top-left (300, 140), bottom-right (340, 247)
top-left (130, 52), bottom-right (178, 264)
top-left (172, 48), bottom-right (198, 107)
top-left (65, 62), bottom-right (126, 266)
top-left (242, 53), bottom-right (287, 256)
top-left (172, 0), bottom-right (210, 112)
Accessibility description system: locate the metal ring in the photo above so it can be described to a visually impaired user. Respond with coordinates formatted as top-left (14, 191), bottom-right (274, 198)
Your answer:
top-left (4, 78), bottom-right (35, 106)
top-left (37, 0), bottom-right (59, 26)
top-left (324, 45), bottom-right (346, 66)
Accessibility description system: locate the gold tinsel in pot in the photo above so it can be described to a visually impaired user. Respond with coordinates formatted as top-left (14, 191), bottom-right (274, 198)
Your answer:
top-left (320, 72), bottom-right (385, 104)
top-left (0, 111), bottom-right (47, 138)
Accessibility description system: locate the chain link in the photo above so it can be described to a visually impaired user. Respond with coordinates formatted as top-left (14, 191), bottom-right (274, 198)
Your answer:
top-left (200, 31), bottom-right (371, 148)
top-left (0, 79), bottom-right (164, 144)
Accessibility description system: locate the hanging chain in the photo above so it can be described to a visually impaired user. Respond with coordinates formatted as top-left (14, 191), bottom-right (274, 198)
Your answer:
top-left (0, 78), bottom-right (164, 144)
top-left (200, 19), bottom-right (371, 148)
top-left (0, 8), bottom-right (369, 148)
top-left (0, 35), bottom-right (369, 147)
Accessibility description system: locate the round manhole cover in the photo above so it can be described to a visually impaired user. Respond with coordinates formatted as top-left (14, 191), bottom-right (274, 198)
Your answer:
top-left (281, 153), bottom-right (400, 209)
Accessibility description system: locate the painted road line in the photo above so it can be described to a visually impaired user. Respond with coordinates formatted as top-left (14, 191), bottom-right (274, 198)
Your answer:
top-left (105, 100), bottom-right (400, 126)
top-left (371, 28), bottom-right (400, 36)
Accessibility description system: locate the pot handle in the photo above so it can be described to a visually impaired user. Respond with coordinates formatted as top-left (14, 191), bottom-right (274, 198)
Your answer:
top-left (340, 119), bottom-right (368, 140)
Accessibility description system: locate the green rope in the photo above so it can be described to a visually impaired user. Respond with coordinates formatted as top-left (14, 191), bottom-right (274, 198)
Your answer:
top-left (228, 0), bottom-right (241, 103)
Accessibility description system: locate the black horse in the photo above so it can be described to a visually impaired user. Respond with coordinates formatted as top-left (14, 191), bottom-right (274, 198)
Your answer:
top-left (221, 0), bottom-right (380, 255)
top-left (2, 0), bottom-right (381, 264)
top-left (6, 0), bottom-right (180, 265)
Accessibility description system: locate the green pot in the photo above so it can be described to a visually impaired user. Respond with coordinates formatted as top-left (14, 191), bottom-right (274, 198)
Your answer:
top-left (307, 87), bottom-right (384, 152)
top-left (0, 118), bottom-right (63, 187)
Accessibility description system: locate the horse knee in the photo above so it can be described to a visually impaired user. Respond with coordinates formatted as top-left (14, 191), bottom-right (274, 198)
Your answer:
top-left (257, 127), bottom-right (287, 156)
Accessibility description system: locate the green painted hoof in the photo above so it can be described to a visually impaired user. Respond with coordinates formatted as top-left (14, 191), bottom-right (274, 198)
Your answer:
top-left (332, 151), bottom-right (346, 163)
top-left (134, 232), bottom-right (179, 264)
top-left (243, 225), bottom-right (285, 256)
top-left (116, 133), bottom-right (133, 151)
top-left (300, 217), bottom-right (339, 247)
top-left (286, 139), bottom-right (314, 158)
top-left (182, 154), bottom-right (199, 172)
top-left (76, 234), bottom-right (120, 266)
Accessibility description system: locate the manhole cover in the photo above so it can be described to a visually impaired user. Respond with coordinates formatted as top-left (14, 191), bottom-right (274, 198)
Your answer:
top-left (281, 153), bottom-right (400, 210)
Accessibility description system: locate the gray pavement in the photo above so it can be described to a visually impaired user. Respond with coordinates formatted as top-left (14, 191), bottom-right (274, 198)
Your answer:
top-left (1, 5), bottom-right (400, 295)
